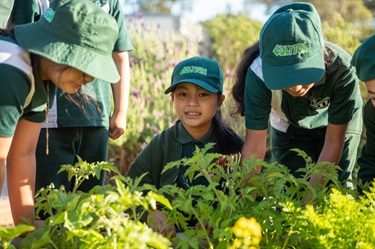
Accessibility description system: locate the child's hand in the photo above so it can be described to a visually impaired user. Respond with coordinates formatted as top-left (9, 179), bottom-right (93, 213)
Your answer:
top-left (215, 153), bottom-right (241, 171)
top-left (147, 210), bottom-right (176, 238)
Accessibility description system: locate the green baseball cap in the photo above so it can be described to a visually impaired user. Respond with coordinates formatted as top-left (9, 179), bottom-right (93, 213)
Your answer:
top-left (165, 56), bottom-right (224, 94)
top-left (259, 2), bottom-right (325, 90)
top-left (351, 35), bottom-right (375, 82)
top-left (14, 0), bottom-right (120, 83)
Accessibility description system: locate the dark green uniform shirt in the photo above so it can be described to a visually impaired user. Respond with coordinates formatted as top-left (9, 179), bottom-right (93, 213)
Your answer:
top-left (244, 42), bottom-right (362, 134)
top-left (357, 100), bottom-right (375, 184)
top-left (0, 36), bottom-right (55, 137)
top-left (127, 121), bottom-right (244, 189)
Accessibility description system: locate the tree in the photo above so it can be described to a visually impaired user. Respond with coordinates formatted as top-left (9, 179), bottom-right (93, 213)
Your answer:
top-left (248, 0), bottom-right (374, 41)
top-left (121, 0), bottom-right (192, 14)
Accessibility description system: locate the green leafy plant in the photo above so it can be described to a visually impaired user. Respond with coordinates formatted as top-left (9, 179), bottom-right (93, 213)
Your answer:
top-left (4, 158), bottom-right (172, 249)
top-left (0, 225), bottom-right (34, 249)
top-left (2, 147), bottom-right (374, 248)
top-left (140, 144), bottom-right (375, 248)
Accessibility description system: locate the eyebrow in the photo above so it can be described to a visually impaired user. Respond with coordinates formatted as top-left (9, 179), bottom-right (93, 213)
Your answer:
top-left (368, 90), bottom-right (375, 95)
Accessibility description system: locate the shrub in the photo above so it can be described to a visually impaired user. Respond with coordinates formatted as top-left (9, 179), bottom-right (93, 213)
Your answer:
top-left (1, 148), bottom-right (375, 248)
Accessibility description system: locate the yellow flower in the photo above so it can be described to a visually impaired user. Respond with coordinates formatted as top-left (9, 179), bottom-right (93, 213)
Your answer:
top-left (231, 217), bottom-right (262, 248)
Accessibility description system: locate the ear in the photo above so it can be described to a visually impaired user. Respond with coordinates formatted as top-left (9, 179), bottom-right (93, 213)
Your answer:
top-left (218, 95), bottom-right (225, 109)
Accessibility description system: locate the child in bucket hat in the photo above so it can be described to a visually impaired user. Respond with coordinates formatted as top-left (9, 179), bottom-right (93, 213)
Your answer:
top-left (232, 2), bottom-right (363, 194)
top-left (128, 56), bottom-right (244, 237)
top-left (0, 0), bottom-right (119, 226)
top-left (33, 0), bottom-right (133, 218)
top-left (351, 35), bottom-right (375, 190)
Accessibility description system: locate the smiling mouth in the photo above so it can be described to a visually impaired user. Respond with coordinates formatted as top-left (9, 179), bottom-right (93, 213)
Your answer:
top-left (72, 82), bottom-right (83, 88)
top-left (186, 112), bottom-right (200, 116)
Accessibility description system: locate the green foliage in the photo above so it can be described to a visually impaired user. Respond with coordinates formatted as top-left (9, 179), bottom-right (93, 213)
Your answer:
top-left (144, 144), bottom-right (375, 248)
top-left (1, 150), bottom-right (375, 248)
top-left (0, 225), bottom-right (34, 249)
top-left (201, 14), bottom-right (263, 73)
top-left (321, 14), bottom-right (362, 56)
top-left (3, 160), bottom-right (172, 249)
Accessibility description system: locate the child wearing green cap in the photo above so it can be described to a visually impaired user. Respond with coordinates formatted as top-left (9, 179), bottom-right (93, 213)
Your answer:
top-left (127, 56), bottom-right (244, 237)
top-left (0, 0), bottom-right (119, 225)
top-left (351, 35), bottom-right (375, 189)
top-left (232, 2), bottom-right (363, 192)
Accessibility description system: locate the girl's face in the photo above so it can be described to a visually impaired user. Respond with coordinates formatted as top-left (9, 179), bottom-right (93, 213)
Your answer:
top-left (40, 58), bottom-right (94, 93)
top-left (172, 83), bottom-right (224, 136)
top-left (366, 79), bottom-right (375, 107)
top-left (284, 83), bottom-right (315, 97)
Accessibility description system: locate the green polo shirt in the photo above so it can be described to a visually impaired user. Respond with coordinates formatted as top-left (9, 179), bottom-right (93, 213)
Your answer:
top-left (127, 121), bottom-right (244, 189)
top-left (0, 36), bottom-right (55, 137)
top-left (244, 42), bottom-right (362, 133)
top-left (357, 100), bottom-right (375, 184)
top-left (176, 125), bottom-right (214, 189)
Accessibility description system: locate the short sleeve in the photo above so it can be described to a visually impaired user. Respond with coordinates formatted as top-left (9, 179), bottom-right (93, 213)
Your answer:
top-left (244, 69), bottom-right (272, 130)
top-left (0, 64), bottom-right (30, 137)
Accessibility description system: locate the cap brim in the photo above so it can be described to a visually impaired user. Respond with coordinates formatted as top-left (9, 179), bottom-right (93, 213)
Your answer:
top-left (15, 23), bottom-right (120, 83)
top-left (164, 79), bottom-right (219, 94)
top-left (262, 52), bottom-right (325, 90)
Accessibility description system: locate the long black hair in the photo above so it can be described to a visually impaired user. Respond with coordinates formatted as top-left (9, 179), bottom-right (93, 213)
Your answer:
top-left (231, 41), bottom-right (260, 117)
top-left (211, 102), bottom-right (243, 155)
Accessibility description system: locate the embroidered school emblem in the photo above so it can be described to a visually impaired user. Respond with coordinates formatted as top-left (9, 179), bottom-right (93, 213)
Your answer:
top-left (273, 43), bottom-right (308, 56)
top-left (309, 96), bottom-right (330, 109)
top-left (43, 8), bottom-right (55, 22)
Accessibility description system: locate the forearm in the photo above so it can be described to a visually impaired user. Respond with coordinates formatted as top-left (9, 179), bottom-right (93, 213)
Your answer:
top-left (317, 141), bottom-right (344, 165)
top-left (241, 143), bottom-right (265, 174)
top-left (6, 119), bottom-right (41, 225)
top-left (241, 129), bottom-right (267, 173)
top-left (7, 154), bottom-right (36, 225)
top-left (311, 123), bottom-right (347, 187)
top-left (111, 51), bottom-right (130, 118)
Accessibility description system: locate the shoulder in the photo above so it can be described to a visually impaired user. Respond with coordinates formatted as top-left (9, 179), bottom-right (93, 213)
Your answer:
top-left (325, 41), bottom-right (353, 68)
top-left (150, 124), bottom-right (179, 145)
top-left (0, 37), bottom-right (32, 77)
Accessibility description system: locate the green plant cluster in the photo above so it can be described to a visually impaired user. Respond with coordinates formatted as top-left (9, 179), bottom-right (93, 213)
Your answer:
top-left (0, 157), bottom-right (172, 249)
top-left (1, 147), bottom-right (374, 248)
top-left (147, 145), bottom-right (375, 248)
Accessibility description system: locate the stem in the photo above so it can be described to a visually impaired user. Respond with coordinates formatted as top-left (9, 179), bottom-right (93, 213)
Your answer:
top-left (191, 208), bottom-right (213, 249)
top-left (281, 222), bottom-right (296, 249)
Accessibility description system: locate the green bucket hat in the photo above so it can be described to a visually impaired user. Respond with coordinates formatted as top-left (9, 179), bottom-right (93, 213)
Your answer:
top-left (259, 2), bottom-right (325, 90)
top-left (14, 0), bottom-right (120, 83)
top-left (351, 35), bottom-right (375, 82)
top-left (165, 56), bottom-right (224, 94)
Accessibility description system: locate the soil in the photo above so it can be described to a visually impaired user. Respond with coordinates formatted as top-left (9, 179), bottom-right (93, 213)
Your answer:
top-left (0, 196), bottom-right (14, 228)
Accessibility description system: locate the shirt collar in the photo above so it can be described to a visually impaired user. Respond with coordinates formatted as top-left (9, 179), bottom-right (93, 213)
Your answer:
top-left (176, 121), bottom-right (214, 145)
